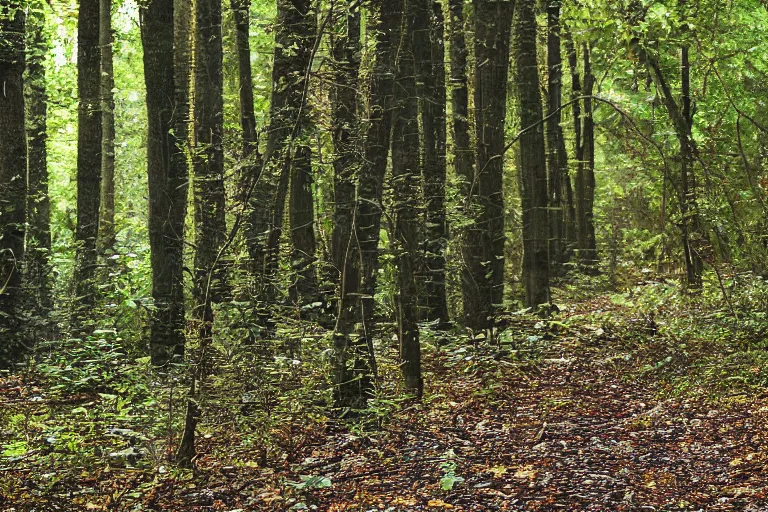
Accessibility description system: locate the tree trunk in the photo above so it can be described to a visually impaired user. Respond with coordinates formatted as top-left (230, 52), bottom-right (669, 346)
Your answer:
top-left (448, 0), bottom-right (475, 323)
top-left (0, 2), bottom-right (27, 366)
top-left (575, 43), bottom-right (597, 272)
top-left (231, 0), bottom-right (258, 160)
top-left (73, 0), bottom-right (103, 322)
top-left (414, 0), bottom-right (449, 327)
top-left (333, 0), bottom-right (400, 408)
top-left (392, 0), bottom-right (422, 395)
top-left (25, 1), bottom-right (53, 322)
top-left (545, 0), bottom-right (569, 275)
top-left (461, 0), bottom-right (514, 332)
top-left (192, 0), bottom-right (227, 311)
top-left (563, 29), bottom-right (579, 250)
top-left (289, 144), bottom-right (317, 304)
top-left (514, 0), bottom-right (549, 308)
top-left (98, 0), bottom-right (116, 253)
top-left (141, 0), bottom-right (190, 367)
top-left (330, 0), bottom-right (361, 338)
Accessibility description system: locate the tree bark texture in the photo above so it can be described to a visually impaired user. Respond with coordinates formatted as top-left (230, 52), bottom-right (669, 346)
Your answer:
top-left (73, 0), bottom-right (103, 319)
top-left (141, 0), bottom-right (190, 366)
top-left (575, 43), bottom-right (598, 272)
top-left (25, 1), bottom-right (53, 320)
top-left (461, 0), bottom-right (514, 331)
top-left (413, 0), bottom-right (449, 327)
top-left (0, 2), bottom-right (27, 366)
top-left (392, 0), bottom-right (423, 395)
top-left (99, 0), bottom-right (116, 253)
top-left (514, 0), bottom-right (550, 307)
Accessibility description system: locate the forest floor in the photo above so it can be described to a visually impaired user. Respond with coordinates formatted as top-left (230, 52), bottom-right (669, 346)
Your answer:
top-left (3, 280), bottom-right (768, 511)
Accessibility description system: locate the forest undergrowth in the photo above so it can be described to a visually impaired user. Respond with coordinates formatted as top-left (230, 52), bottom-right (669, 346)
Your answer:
top-left (2, 271), bottom-right (768, 511)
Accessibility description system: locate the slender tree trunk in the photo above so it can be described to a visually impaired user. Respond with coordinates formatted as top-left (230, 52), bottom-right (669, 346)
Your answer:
top-left (545, 0), bottom-right (569, 275)
top-left (448, 0), bottom-right (475, 324)
top-left (330, 0), bottom-right (360, 332)
top-left (73, 0), bottom-right (103, 323)
top-left (329, 2), bottom-right (366, 408)
top-left (192, 0), bottom-right (227, 311)
top-left (231, 0), bottom-right (258, 159)
top-left (413, 0), bottom-right (449, 327)
top-left (563, 29), bottom-right (579, 250)
top-left (575, 43), bottom-right (597, 272)
top-left (514, 0), bottom-right (549, 307)
top-left (392, 0), bottom-right (422, 396)
top-left (98, 0), bottom-right (116, 253)
top-left (461, 0), bottom-right (514, 332)
top-left (0, 2), bottom-right (27, 366)
top-left (141, 0), bottom-right (189, 367)
top-left (25, 1), bottom-right (53, 321)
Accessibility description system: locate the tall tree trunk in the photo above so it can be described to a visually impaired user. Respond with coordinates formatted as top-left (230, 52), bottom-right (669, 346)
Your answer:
top-left (73, 0), bottom-right (103, 323)
top-left (575, 43), bottom-right (597, 272)
top-left (98, 0), bottom-right (116, 253)
top-left (192, 0), bottom-right (227, 311)
top-left (448, 0), bottom-right (475, 323)
top-left (392, 0), bottom-right (422, 395)
top-left (545, 0), bottom-right (569, 275)
top-left (231, 0), bottom-right (258, 160)
top-left (563, 29), bottom-right (579, 250)
top-left (0, 2), bottom-right (27, 366)
top-left (329, 2), bottom-right (366, 408)
top-left (330, 0), bottom-right (360, 334)
top-left (333, 0), bottom-right (400, 408)
top-left (413, 0), bottom-right (449, 327)
top-left (514, 0), bottom-right (549, 307)
top-left (141, 0), bottom-right (190, 367)
top-left (461, 0), bottom-right (514, 332)
top-left (25, 1), bottom-right (53, 321)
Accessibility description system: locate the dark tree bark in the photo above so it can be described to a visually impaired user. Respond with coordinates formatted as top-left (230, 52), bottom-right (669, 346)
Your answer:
top-left (330, 0), bottom-right (361, 342)
top-left (448, 0), bottom-right (475, 321)
top-left (73, 0), bottom-right (103, 320)
top-left (289, 141), bottom-right (317, 303)
top-left (575, 43), bottom-right (598, 272)
top-left (192, 0), bottom-right (227, 311)
top-left (247, 0), bottom-right (314, 322)
top-left (333, 0), bottom-right (400, 408)
top-left (231, 0), bottom-right (258, 160)
top-left (392, 0), bottom-right (422, 395)
top-left (514, 0), bottom-right (549, 308)
top-left (0, 2), bottom-right (27, 366)
top-left (562, 29), bottom-right (579, 250)
top-left (98, 0), bottom-right (116, 253)
top-left (461, 0), bottom-right (514, 331)
top-left (413, 0), bottom-right (449, 327)
top-left (25, 1), bottom-right (53, 320)
top-left (545, 0), bottom-right (570, 274)
top-left (140, 0), bottom-right (190, 366)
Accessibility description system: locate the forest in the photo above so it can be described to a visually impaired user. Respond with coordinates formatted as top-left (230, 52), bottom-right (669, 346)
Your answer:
top-left (1, 0), bottom-right (768, 509)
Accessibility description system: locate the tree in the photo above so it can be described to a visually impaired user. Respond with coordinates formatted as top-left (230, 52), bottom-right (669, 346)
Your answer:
top-left (392, 0), bottom-right (422, 395)
top-left (25, 0), bottom-right (53, 321)
top-left (98, 0), bottom-right (116, 253)
top-left (514, 0), bottom-right (549, 308)
top-left (630, 36), bottom-right (703, 288)
top-left (545, 0), bottom-right (572, 274)
top-left (140, 0), bottom-right (190, 366)
top-left (332, 0), bottom-right (401, 408)
top-left (0, 1), bottom-right (27, 366)
top-left (575, 42), bottom-right (598, 272)
top-left (329, 0), bottom-right (361, 342)
top-left (414, 0), bottom-right (449, 327)
top-left (461, 0), bottom-right (514, 332)
top-left (73, 0), bottom-right (103, 320)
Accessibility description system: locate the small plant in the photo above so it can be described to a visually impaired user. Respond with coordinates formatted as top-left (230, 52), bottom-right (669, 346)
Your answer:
top-left (438, 450), bottom-right (464, 491)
